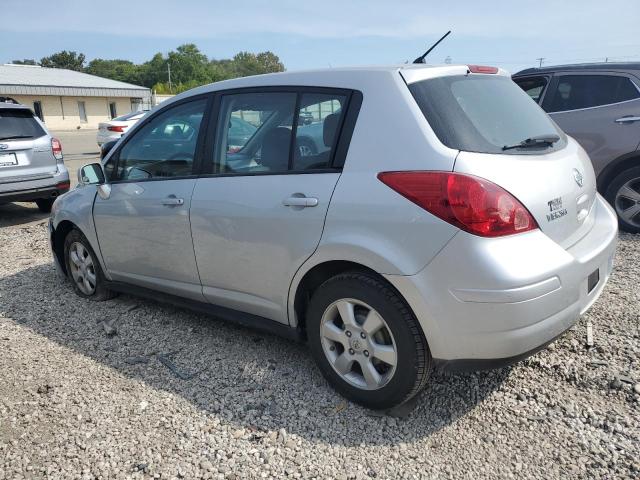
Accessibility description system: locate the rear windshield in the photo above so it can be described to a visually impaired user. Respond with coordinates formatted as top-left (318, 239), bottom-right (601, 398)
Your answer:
top-left (409, 75), bottom-right (565, 154)
top-left (0, 108), bottom-right (46, 140)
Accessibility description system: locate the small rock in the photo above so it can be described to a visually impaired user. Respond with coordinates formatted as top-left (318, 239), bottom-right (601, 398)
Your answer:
top-left (634, 383), bottom-right (640, 394)
top-left (610, 377), bottom-right (623, 390)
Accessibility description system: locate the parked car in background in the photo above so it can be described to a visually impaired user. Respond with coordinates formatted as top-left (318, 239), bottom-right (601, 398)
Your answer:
top-left (97, 110), bottom-right (148, 146)
top-left (51, 64), bottom-right (617, 409)
top-left (513, 63), bottom-right (640, 232)
top-left (0, 101), bottom-right (69, 212)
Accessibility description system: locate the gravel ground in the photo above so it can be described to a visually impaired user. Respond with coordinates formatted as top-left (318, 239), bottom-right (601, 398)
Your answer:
top-left (0, 208), bottom-right (638, 479)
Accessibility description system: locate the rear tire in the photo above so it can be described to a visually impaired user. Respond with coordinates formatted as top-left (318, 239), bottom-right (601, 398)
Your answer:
top-left (63, 229), bottom-right (116, 301)
top-left (306, 271), bottom-right (431, 410)
top-left (605, 166), bottom-right (640, 233)
top-left (35, 198), bottom-right (54, 213)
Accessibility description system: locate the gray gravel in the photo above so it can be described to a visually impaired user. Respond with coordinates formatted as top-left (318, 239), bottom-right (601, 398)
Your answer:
top-left (0, 206), bottom-right (638, 479)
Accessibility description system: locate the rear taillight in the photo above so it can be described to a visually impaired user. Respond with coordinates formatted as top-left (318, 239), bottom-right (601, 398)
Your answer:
top-left (468, 65), bottom-right (499, 74)
top-left (377, 171), bottom-right (538, 237)
top-left (51, 137), bottom-right (63, 161)
top-left (107, 125), bottom-right (126, 132)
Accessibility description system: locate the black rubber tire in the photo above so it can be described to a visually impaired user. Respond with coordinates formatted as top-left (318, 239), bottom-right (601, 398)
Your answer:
top-left (605, 166), bottom-right (640, 233)
top-left (297, 137), bottom-right (317, 157)
top-left (63, 229), bottom-right (116, 301)
top-left (35, 198), bottom-right (54, 213)
top-left (306, 271), bottom-right (431, 410)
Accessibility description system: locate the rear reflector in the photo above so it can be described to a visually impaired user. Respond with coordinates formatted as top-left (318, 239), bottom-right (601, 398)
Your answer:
top-left (377, 171), bottom-right (538, 237)
top-left (51, 137), bottom-right (63, 161)
top-left (107, 125), bottom-right (126, 132)
top-left (468, 65), bottom-right (499, 74)
top-left (55, 181), bottom-right (70, 191)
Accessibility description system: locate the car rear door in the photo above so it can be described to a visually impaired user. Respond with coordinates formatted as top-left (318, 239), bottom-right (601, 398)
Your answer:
top-left (93, 96), bottom-right (210, 300)
top-left (0, 107), bottom-right (57, 190)
top-left (542, 72), bottom-right (640, 175)
top-left (189, 87), bottom-right (358, 323)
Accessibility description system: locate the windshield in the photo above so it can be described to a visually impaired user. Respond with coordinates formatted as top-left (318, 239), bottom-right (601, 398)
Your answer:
top-left (0, 108), bottom-right (46, 140)
top-left (408, 75), bottom-right (565, 154)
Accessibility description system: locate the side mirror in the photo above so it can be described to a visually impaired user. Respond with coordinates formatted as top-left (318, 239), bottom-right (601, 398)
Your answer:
top-left (78, 163), bottom-right (105, 185)
top-left (100, 140), bottom-right (118, 160)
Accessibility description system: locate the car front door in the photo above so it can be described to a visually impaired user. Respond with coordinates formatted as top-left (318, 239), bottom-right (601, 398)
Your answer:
top-left (542, 72), bottom-right (640, 175)
top-left (190, 88), bottom-right (357, 323)
top-left (93, 96), bottom-right (210, 300)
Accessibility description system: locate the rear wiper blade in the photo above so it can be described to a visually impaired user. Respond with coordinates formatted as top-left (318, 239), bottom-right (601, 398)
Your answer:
top-left (502, 134), bottom-right (560, 151)
top-left (0, 135), bottom-right (33, 141)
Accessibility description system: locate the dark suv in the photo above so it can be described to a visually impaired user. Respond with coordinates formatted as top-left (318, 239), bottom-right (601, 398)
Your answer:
top-left (513, 63), bottom-right (640, 232)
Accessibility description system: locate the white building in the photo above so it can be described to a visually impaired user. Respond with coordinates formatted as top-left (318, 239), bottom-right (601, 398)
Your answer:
top-left (0, 64), bottom-right (151, 130)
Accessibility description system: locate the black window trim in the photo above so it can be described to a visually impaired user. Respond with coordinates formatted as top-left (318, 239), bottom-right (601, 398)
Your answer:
top-left (544, 71), bottom-right (640, 114)
top-left (512, 74), bottom-right (551, 106)
top-left (104, 93), bottom-right (214, 185)
top-left (200, 85), bottom-right (363, 179)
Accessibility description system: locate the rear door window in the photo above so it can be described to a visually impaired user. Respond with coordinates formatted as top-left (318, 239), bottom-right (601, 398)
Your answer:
top-left (409, 75), bottom-right (564, 155)
top-left (513, 76), bottom-right (549, 103)
top-left (213, 90), bottom-right (349, 174)
top-left (547, 74), bottom-right (640, 112)
top-left (0, 108), bottom-right (46, 140)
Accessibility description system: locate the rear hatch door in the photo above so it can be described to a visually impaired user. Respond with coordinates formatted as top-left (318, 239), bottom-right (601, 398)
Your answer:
top-left (406, 69), bottom-right (597, 248)
top-left (0, 107), bottom-right (56, 186)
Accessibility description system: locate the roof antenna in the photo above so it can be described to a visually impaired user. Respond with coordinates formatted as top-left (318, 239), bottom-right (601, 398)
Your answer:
top-left (413, 31), bottom-right (452, 64)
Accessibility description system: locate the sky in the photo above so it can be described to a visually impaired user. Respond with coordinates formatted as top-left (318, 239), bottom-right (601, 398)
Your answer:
top-left (2, 0), bottom-right (640, 75)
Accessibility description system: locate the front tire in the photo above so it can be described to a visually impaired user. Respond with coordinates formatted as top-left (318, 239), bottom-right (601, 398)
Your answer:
top-left (63, 229), bottom-right (116, 301)
top-left (306, 271), bottom-right (431, 410)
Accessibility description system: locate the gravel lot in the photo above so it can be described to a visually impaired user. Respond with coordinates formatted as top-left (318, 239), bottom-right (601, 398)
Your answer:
top-left (0, 205), bottom-right (638, 479)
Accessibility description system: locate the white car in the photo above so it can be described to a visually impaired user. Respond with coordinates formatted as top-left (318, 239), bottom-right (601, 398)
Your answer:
top-left (96, 110), bottom-right (148, 146)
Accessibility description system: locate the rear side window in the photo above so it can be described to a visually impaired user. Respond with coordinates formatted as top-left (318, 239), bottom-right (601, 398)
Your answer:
top-left (547, 75), bottom-right (640, 112)
top-left (213, 90), bottom-right (348, 174)
top-left (409, 75), bottom-right (564, 155)
top-left (513, 76), bottom-right (548, 103)
top-left (0, 108), bottom-right (46, 140)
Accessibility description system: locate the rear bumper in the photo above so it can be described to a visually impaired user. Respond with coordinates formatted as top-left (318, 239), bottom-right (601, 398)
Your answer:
top-left (96, 131), bottom-right (121, 146)
top-left (0, 168), bottom-right (70, 203)
top-left (385, 194), bottom-right (618, 370)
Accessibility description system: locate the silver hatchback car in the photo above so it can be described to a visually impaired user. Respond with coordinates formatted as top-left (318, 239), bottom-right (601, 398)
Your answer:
top-left (49, 65), bottom-right (618, 409)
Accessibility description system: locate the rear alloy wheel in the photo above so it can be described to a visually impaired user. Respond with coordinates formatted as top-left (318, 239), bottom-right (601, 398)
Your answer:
top-left (63, 229), bottom-right (116, 301)
top-left (307, 272), bottom-right (431, 410)
top-left (606, 166), bottom-right (640, 233)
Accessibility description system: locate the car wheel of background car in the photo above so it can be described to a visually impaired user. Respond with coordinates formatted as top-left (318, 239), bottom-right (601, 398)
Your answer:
top-left (35, 198), bottom-right (54, 213)
top-left (306, 271), bottom-right (431, 410)
top-left (605, 166), bottom-right (640, 233)
top-left (297, 137), bottom-right (317, 158)
top-left (63, 229), bottom-right (116, 301)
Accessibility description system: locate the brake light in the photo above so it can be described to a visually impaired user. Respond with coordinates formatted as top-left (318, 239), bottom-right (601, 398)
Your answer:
top-left (468, 65), bottom-right (499, 74)
top-left (55, 181), bottom-right (70, 191)
top-left (107, 125), bottom-right (126, 132)
top-left (51, 137), bottom-right (63, 160)
top-left (377, 171), bottom-right (538, 237)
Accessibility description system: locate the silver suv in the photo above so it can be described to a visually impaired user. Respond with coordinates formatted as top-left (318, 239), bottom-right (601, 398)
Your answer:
top-left (0, 101), bottom-right (69, 212)
top-left (513, 63), bottom-right (640, 232)
top-left (49, 65), bottom-right (618, 409)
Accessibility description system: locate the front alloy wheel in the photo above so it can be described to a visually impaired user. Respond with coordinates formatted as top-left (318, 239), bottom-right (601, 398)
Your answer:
top-left (63, 229), bottom-right (116, 301)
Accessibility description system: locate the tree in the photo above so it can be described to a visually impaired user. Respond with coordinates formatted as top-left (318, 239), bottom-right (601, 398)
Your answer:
top-left (40, 50), bottom-right (86, 71)
top-left (85, 59), bottom-right (141, 84)
top-left (231, 51), bottom-right (285, 77)
top-left (11, 59), bottom-right (38, 65)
